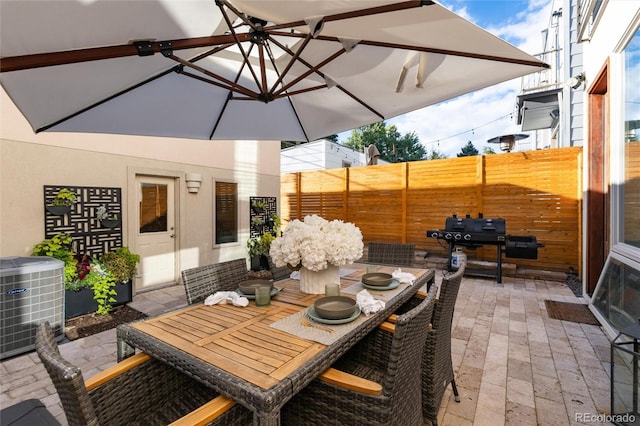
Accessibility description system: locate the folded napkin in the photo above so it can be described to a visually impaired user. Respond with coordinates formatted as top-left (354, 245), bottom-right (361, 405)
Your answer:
top-left (204, 291), bottom-right (249, 307)
top-left (290, 270), bottom-right (300, 280)
top-left (392, 268), bottom-right (416, 285)
top-left (356, 289), bottom-right (385, 316)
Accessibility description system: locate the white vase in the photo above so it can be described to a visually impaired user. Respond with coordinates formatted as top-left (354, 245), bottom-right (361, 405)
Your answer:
top-left (299, 264), bottom-right (340, 294)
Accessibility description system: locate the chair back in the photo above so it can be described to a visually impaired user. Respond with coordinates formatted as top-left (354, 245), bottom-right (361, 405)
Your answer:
top-left (267, 256), bottom-right (291, 281)
top-left (35, 322), bottom-right (98, 426)
top-left (367, 242), bottom-right (415, 266)
top-left (181, 258), bottom-right (248, 304)
top-left (383, 283), bottom-right (437, 420)
top-left (431, 265), bottom-right (465, 331)
top-left (421, 264), bottom-right (465, 423)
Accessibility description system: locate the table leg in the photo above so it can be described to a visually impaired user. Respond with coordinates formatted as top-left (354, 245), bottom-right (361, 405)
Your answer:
top-left (254, 411), bottom-right (280, 426)
top-left (117, 339), bottom-right (135, 362)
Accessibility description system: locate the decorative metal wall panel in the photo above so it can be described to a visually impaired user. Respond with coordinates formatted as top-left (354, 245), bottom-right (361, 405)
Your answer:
top-left (44, 185), bottom-right (122, 257)
top-left (250, 196), bottom-right (277, 238)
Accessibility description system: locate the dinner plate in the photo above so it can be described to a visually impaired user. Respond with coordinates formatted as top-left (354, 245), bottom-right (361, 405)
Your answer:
top-left (361, 272), bottom-right (393, 286)
top-left (307, 305), bottom-right (361, 325)
top-left (362, 279), bottom-right (400, 291)
top-left (236, 287), bottom-right (280, 299)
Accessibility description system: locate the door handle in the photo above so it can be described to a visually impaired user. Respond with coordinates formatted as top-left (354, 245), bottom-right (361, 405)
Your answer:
top-left (170, 233), bottom-right (176, 238)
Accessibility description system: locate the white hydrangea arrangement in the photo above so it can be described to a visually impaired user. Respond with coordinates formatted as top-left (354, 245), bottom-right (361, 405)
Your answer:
top-left (269, 215), bottom-right (364, 272)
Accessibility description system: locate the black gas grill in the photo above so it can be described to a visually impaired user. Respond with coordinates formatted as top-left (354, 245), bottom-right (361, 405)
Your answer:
top-left (426, 213), bottom-right (542, 283)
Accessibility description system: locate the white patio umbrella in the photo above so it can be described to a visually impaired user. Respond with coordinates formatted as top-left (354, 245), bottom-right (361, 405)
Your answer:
top-left (0, 0), bottom-right (548, 141)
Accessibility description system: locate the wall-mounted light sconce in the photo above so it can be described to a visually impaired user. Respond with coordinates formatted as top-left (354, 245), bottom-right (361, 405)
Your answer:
top-left (549, 109), bottom-right (559, 120)
top-left (185, 173), bottom-right (203, 193)
top-left (567, 72), bottom-right (586, 90)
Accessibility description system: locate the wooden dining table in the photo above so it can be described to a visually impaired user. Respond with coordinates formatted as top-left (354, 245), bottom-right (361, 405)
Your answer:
top-left (116, 263), bottom-right (434, 425)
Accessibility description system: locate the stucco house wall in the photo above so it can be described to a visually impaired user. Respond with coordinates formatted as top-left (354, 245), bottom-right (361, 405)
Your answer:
top-left (0, 87), bottom-right (281, 289)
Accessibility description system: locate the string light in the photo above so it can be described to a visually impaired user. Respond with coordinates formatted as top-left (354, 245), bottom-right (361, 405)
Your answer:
top-left (422, 112), bottom-right (513, 146)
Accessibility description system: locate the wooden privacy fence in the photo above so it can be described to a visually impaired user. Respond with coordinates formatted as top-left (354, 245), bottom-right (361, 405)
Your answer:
top-left (281, 147), bottom-right (583, 275)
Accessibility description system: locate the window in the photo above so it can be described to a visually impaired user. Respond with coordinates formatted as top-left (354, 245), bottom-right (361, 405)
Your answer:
top-left (591, 252), bottom-right (640, 333)
top-left (214, 181), bottom-right (238, 244)
top-left (139, 183), bottom-right (168, 233)
top-left (623, 28), bottom-right (640, 248)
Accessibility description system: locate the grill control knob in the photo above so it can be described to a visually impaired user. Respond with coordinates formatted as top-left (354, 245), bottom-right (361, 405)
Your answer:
top-left (454, 233), bottom-right (462, 240)
top-left (464, 234), bottom-right (472, 240)
top-left (444, 233), bottom-right (452, 240)
top-left (430, 232), bottom-right (439, 238)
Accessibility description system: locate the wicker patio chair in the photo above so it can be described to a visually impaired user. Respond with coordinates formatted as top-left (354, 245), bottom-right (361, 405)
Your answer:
top-left (391, 265), bottom-right (466, 425)
top-left (267, 256), bottom-right (291, 281)
top-left (35, 322), bottom-right (252, 426)
top-left (366, 242), bottom-right (416, 266)
top-left (281, 283), bottom-right (438, 426)
top-left (181, 258), bottom-right (249, 304)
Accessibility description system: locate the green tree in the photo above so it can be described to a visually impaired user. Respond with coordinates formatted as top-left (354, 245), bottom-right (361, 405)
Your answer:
top-left (482, 146), bottom-right (497, 155)
top-left (426, 148), bottom-right (448, 160)
top-left (457, 141), bottom-right (479, 157)
top-left (344, 121), bottom-right (426, 162)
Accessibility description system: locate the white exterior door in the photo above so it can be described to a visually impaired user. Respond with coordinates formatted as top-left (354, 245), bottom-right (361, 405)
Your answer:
top-left (135, 176), bottom-right (176, 289)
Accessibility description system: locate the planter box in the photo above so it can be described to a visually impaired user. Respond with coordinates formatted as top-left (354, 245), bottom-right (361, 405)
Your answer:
top-left (100, 219), bottom-right (121, 228)
top-left (45, 205), bottom-right (70, 215)
top-left (113, 280), bottom-right (133, 306)
top-left (64, 280), bottom-right (133, 319)
top-left (65, 288), bottom-right (97, 319)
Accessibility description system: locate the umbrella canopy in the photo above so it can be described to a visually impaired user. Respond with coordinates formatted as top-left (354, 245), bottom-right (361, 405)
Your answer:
top-left (0, 0), bottom-right (548, 141)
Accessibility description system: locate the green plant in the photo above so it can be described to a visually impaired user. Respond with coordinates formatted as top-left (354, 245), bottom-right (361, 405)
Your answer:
top-left (31, 233), bottom-right (78, 286)
top-left (251, 200), bottom-right (266, 213)
top-left (51, 188), bottom-right (78, 207)
top-left (247, 231), bottom-right (275, 257)
top-left (247, 214), bottom-right (280, 257)
top-left (96, 205), bottom-right (119, 221)
top-left (84, 260), bottom-right (117, 315)
top-left (100, 247), bottom-right (140, 282)
top-left (66, 255), bottom-right (117, 315)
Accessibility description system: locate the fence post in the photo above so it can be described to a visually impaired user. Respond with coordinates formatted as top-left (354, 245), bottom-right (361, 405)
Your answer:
top-left (343, 167), bottom-right (349, 221)
top-left (476, 155), bottom-right (486, 260)
top-left (402, 162), bottom-right (408, 243)
top-left (296, 172), bottom-right (302, 219)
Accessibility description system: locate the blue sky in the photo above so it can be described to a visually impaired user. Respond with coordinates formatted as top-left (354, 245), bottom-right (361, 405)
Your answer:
top-left (337, 0), bottom-right (554, 157)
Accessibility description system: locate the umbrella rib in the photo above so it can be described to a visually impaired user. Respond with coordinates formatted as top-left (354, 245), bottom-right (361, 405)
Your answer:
top-left (267, 37), bottom-right (385, 120)
top-left (209, 43), bottom-right (257, 139)
top-left (268, 35), bottom-right (313, 96)
top-left (168, 54), bottom-right (260, 98)
top-left (187, 43), bottom-right (235, 64)
top-left (258, 44), bottom-right (268, 94)
top-left (274, 85), bottom-right (329, 98)
top-left (266, 0), bottom-right (430, 31)
top-left (217, 2), bottom-right (263, 92)
top-left (36, 67), bottom-right (178, 133)
top-left (0, 34), bottom-right (251, 73)
top-left (272, 49), bottom-right (346, 97)
top-left (283, 96), bottom-right (311, 142)
top-left (271, 31), bottom-right (548, 69)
